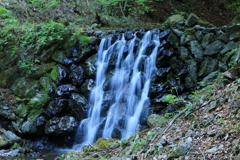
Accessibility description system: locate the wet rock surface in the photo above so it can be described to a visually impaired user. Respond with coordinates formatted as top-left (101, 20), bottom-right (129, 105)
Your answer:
top-left (45, 116), bottom-right (78, 135)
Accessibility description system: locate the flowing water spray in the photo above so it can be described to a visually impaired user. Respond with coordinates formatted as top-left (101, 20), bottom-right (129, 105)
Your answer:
top-left (73, 30), bottom-right (163, 149)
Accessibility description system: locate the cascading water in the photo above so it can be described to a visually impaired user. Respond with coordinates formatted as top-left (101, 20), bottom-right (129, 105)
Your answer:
top-left (73, 29), bottom-right (166, 149)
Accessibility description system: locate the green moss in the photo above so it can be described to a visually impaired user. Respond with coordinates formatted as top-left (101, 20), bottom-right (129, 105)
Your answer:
top-left (95, 138), bottom-right (111, 149)
top-left (169, 33), bottom-right (179, 45)
top-left (13, 77), bottom-right (42, 98)
top-left (184, 28), bottom-right (195, 36)
top-left (16, 103), bottom-right (30, 118)
top-left (147, 114), bottom-right (168, 128)
top-left (199, 57), bottom-right (211, 77)
top-left (50, 66), bottom-right (59, 81)
top-left (27, 93), bottom-right (50, 108)
top-left (40, 77), bottom-right (56, 93)
top-left (32, 62), bottom-right (56, 78)
top-left (11, 143), bottom-right (20, 149)
top-left (79, 35), bottom-right (90, 45)
top-left (64, 39), bottom-right (76, 49)
top-left (0, 67), bottom-right (19, 88)
top-left (203, 37), bottom-right (210, 44)
top-left (198, 19), bottom-right (211, 26)
top-left (63, 151), bottom-right (78, 157)
top-left (27, 108), bottom-right (44, 119)
top-left (72, 157), bottom-right (83, 160)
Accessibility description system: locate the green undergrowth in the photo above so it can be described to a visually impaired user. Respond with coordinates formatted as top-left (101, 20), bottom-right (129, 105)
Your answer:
top-left (0, 6), bottom-right (91, 75)
top-left (227, 0), bottom-right (240, 13)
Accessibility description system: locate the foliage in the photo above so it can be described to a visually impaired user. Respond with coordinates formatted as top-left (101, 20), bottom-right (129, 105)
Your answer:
top-left (94, 0), bottom-right (163, 19)
top-left (16, 97), bottom-right (30, 101)
top-left (20, 59), bottom-right (40, 75)
top-left (164, 112), bottom-right (176, 119)
top-left (0, 7), bottom-right (19, 25)
top-left (0, 7), bottom-right (14, 19)
top-left (20, 20), bottom-right (67, 52)
top-left (27, 0), bottom-right (58, 12)
top-left (0, 17), bottom-right (70, 74)
top-left (226, 0), bottom-right (240, 13)
top-left (189, 77), bottom-right (223, 102)
top-left (72, 29), bottom-right (90, 46)
top-left (162, 94), bottom-right (183, 105)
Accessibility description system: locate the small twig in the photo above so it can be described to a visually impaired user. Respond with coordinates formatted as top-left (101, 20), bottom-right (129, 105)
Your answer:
top-left (151, 108), bottom-right (188, 143)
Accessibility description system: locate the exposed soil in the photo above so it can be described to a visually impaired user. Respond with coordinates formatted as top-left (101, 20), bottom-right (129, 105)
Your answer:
top-left (142, 0), bottom-right (237, 27)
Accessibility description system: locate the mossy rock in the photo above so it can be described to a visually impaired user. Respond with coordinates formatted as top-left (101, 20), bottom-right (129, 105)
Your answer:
top-left (198, 57), bottom-right (218, 77)
top-left (94, 138), bottom-right (111, 149)
top-left (40, 77), bottom-right (56, 94)
top-left (198, 19), bottom-right (213, 27)
top-left (11, 77), bottom-right (42, 98)
top-left (52, 51), bottom-right (72, 66)
top-left (185, 13), bottom-right (199, 27)
top-left (83, 54), bottom-right (97, 78)
top-left (167, 146), bottom-right (188, 160)
top-left (11, 142), bottom-right (20, 149)
top-left (201, 33), bottom-right (214, 48)
top-left (50, 64), bottom-right (68, 84)
top-left (180, 30), bottom-right (196, 46)
top-left (50, 65), bottom-right (60, 81)
top-left (28, 62), bottom-right (56, 79)
top-left (165, 14), bottom-right (185, 25)
top-left (21, 108), bottom-right (44, 133)
top-left (63, 151), bottom-right (80, 160)
top-left (16, 103), bottom-right (29, 118)
top-left (0, 66), bottom-right (20, 88)
top-left (64, 151), bottom-right (78, 157)
top-left (168, 33), bottom-right (179, 47)
top-left (0, 140), bottom-right (17, 149)
top-left (27, 92), bottom-right (50, 108)
top-left (147, 114), bottom-right (168, 128)
top-left (184, 28), bottom-right (196, 36)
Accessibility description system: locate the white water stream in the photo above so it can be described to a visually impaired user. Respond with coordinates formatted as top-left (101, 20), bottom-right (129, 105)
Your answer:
top-left (73, 30), bottom-right (162, 149)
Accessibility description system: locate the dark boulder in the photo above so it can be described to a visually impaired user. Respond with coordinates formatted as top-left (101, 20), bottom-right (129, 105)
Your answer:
top-left (56, 84), bottom-right (78, 97)
top-left (124, 31), bottom-right (134, 40)
top-left (50, 65), bottom-right (68, 85)
top-left (69, 93), bottom-right (88, 120)
top-left (52, 51), bottom-right (73, 66)
top-left (69, 64), bottom-right (85, 86)
top-left (45, 116), bottom-right (78, 135)
top-left (81, 79), bottom-right (95, 97)
top-left (45, 99), bottom-right (69, 118)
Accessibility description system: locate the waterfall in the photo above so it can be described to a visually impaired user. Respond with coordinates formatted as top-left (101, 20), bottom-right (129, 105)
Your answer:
top-left (73, 30), bottom-right (163, 149)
